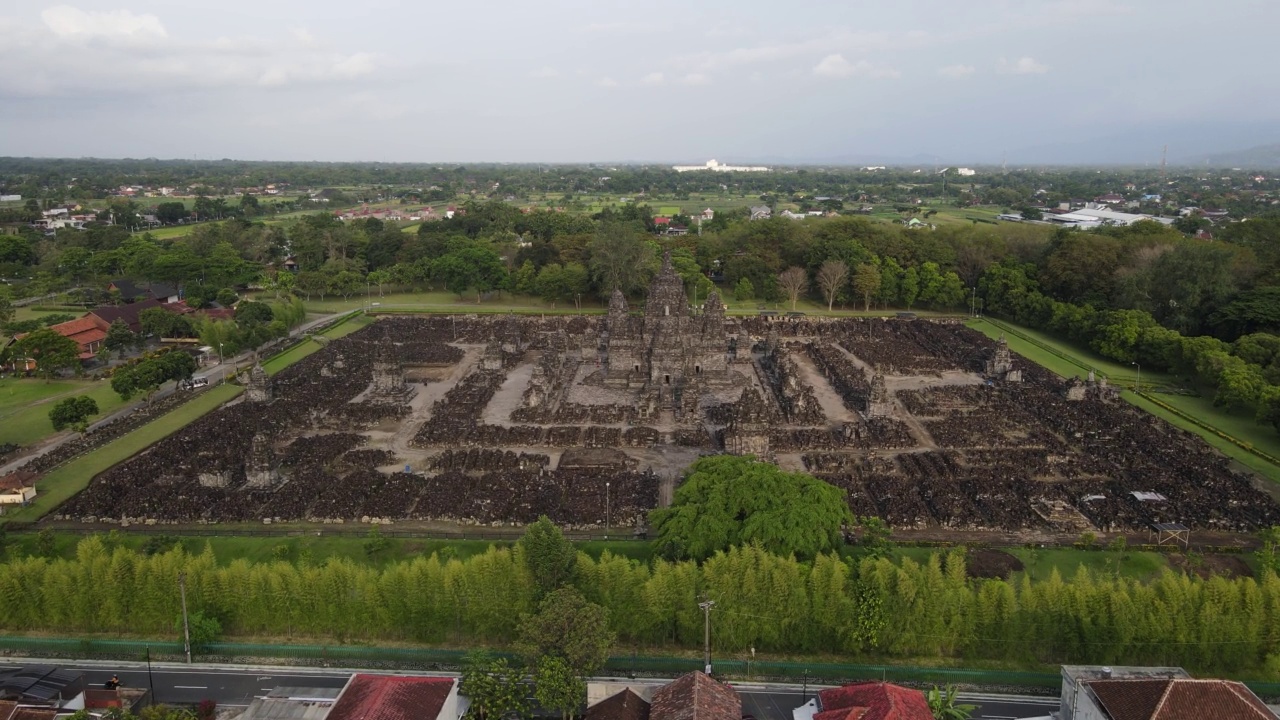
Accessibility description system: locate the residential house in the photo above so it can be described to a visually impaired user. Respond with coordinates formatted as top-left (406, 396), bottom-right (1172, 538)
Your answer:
top-left (38, 317), bottom-right (107, 359)
top-left (701, 208), bottom-right (715, 221)
top-left (586, 688), bottom-right (651, 720)
top-left (793, 681), bottom-right (934, 720)
top-left (326, 674), bottom-right (460, 720)
top-left (1095, 193), bottom-right (1127, 205)
top-left (107, 279), bottom-right (180, 304)
top-left (649, 672), bottom-right (740, 720)
top-left (231, 687), bottom-right (340, 720)
top-left (0, 471), bottom-right (37, 506)
top-left (1058, 665), bottom-right (1276, 720)
top-left (0, 665), bottom-right (89, 717)
top-left (89, 298), bottom-right (163, 335)
top-left (749, 206), bottom-right (772, 220)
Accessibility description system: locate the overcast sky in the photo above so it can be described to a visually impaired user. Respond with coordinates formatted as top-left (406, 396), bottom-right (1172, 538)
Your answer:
top-left (1, 0), bottom-right (1276, 164)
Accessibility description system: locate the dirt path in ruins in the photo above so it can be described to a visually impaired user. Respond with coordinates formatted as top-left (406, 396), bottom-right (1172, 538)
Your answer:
top-left (789, 350), bottom-right (857, 423)
top-left (380, 344), bottom-right (482, 460)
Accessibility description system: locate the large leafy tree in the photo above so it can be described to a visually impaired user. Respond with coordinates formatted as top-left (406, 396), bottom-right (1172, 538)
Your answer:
top-left (14, 328), bottom-right (81, 381)
top-left (49, 395), bottom-right (99, 432)
top-left (517, 587), bottom-right (614, 676)
top-left (588, 222), bottom-right (656, 298)
top-left (650, 455), bottom-right (853, 561)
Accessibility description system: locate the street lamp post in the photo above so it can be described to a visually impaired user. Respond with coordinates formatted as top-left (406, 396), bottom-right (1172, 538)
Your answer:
top-left (605, 482), bottom-right (610, 539)
top-left (217, 343), bottom-right (225, 384)
top-left (1132, 361), bottom-right (1141, 392)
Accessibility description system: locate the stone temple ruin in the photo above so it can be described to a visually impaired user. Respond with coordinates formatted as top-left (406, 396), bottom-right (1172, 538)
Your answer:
top-left (54, 262), bottom-right (1280, 538)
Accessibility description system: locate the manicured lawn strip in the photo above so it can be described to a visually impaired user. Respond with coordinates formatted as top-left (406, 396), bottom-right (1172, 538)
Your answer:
top-left (1124, 392), bottom-right (1280, 484)
top-left (260, 313), bottom-right (371, 375)
top-left (0, 384), bottom-right (242, 523)
top-left (890, 546), bottom-right (1173, 582)
top-left (968, 317), bottom-right (1172, 385)
top-left (967, 317), bottom-right (1280, 484)
top-left (0, 380), bottom-right (130, 446)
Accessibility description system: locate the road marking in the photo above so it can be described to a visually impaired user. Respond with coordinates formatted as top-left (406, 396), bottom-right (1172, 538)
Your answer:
top-left (174, 685), bottom-right (208, 689)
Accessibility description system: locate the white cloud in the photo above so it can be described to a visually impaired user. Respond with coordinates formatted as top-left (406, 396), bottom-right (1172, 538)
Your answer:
top-left (678, 73), bottom-right (710, 86)
top-left (0, 10), bottom-right (381, 98)
top-left (812, 54), bottom-right (899, 79)
top-left (596, 76), bottom-right (618, 88)
top-left (640, 72), bottom-right (665, 85)
top-left (938, 64), bottom-right (975, 78)
top-left (332, 53), bottom-right (375, 79)
top-left (41, 5), bottom-right (166, 42)
top-left (530, 66), bottom-right (559, 79)
top-left (998, 56), bottom-right (1048, 74)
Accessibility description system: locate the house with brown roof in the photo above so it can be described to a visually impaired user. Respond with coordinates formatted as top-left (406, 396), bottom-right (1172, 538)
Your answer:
top-left (795, 681), bottom-right (932, 720)
top-left (326, 674), bottom-right (459, 720)
top-left (88, 298), bottom-right (162, 335)
top-left (586, 688), bottom-right (651, 720)
top-left (649, 672), bottom-right (740, 720)
top-left (0, 471), bottom-right (37, 506)
top-left (1060, 666), bottom-right (1277, 720)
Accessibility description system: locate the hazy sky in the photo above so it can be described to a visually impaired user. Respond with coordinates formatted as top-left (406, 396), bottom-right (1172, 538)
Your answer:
top-left (1, 0), bottom-right (1276, 163)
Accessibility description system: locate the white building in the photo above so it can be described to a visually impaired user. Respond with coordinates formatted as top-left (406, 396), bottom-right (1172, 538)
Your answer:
top-left (957, 167), bottom-right (976, 176)
top-left (672, 159), bottom-right (770, 173)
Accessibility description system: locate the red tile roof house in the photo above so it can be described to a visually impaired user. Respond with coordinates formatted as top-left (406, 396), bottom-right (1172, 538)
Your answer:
top-left (811, 682), bottom-right (934, 720)
top-left (327, 674), bottom-right (459, 720)
top-left (15, 317), bottom-right (107, 361)
top-left (648, 672), bottom-right (741, 720)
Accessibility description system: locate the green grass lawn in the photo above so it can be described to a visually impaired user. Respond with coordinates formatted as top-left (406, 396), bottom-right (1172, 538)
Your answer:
top-left (1006, 547), bottom-right (1169, 582)
top-left (0, 384), bottom-right (242, 523)
top-left (967, 317), bottom-right (1172, 385)
top-left (890, 546), bottom-right (1172, 582)
top-left (0, 379), bottom-right (130, 446)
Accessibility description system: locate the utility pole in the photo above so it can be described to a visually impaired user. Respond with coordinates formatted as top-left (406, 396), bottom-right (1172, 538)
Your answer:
top-left (699, 599), bottom-right (716, 675)
top-left (146, 645), bottom-right (156, 705)
top-left (1160, 144), bottom-right (1168, 184)
top-left (179, 572), bottom-right (192, 664)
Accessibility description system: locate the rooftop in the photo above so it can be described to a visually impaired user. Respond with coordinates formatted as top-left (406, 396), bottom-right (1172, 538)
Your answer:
top-left (587, 688), bottom-right (651, 720)
top-left (326, 674), bottom-right (454, 720)
top-left (815, 682), bottom-right (933, 720)
top-left (649, 672), bottom-right (740, 720)
top-left (1086, 678), bottom-right (1276, 720)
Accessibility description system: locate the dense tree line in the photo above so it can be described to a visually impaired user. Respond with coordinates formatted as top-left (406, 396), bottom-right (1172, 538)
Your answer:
top-left (1, 535), bottom-right (1278, 676)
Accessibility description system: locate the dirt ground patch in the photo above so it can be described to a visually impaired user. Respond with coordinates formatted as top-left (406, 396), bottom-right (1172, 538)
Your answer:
top-left (1167, 553), bottom-right (1254, 579)
top-left (967, 549), bottom-right (1026, 579)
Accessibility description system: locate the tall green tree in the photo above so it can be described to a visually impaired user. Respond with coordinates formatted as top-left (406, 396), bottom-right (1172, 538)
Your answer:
top-left (588, 222), bottom-right (656, 298)
top-left (518, 588), bottom-right (615, 676)
top-left (49, 395), bottom-right (99, 431)
top-left (517, 517), bottom-right (578, 599)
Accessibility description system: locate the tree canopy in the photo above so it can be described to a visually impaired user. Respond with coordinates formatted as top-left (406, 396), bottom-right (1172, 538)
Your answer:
top-left (650, 455), bottom-right (853, 561)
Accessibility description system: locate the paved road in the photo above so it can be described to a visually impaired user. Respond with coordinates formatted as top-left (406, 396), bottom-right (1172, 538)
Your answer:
top-left (2, 661), bottom-right (1059, 719)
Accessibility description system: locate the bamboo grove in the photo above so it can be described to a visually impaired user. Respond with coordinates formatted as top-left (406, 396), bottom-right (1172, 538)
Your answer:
top-left (1, 536), bottom-right (1279, 676)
